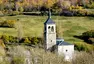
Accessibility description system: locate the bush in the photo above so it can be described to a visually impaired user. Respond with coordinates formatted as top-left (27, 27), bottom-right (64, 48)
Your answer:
top-left (70, 9), bottom-right (87, 16)
top-left (31, 37), bottom-right (39, 45)
top-left (68, 5), bottom-right (94, 16)
top-left (69, 5), bottom-right (83, 10)
top-left (22, 37), bottom-right (31, 45)
top-left (86, 2), bottom-right (94, 9)
top-left (1, 35), bottom-right (43, 46)
top-left (74, 42), bottom-right (94, 52)
top-left (81, 30), bottom-right (94, 44)
top-left (9, 11), bottom-right (19, 16)
top-left (18, 7), bottom-right (24, 12)
top-left (1, 35), bottom-right (18, 44)
top-left (0, 20), bottom-right (16, 28)
top-left (21, 37), bottom-right (42, 45)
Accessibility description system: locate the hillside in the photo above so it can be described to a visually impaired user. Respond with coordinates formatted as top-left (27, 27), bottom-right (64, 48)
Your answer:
top-left (0, 15), bottom-right (94, 43)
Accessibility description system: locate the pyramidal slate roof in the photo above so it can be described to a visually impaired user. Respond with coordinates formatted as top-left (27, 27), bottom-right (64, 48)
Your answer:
top-left (44, 18), bottom-right (55, 25)
top-left (44, 11), bottom-right (55, 25)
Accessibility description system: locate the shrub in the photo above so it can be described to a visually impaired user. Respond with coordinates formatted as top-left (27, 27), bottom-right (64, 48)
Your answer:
top-left (0, 20), bottom-right (16, 28)
top-left (1, 35), bottom-right (10, 44)
top-left (82, 30), bottom-right (94, 37)
top-left (74, 42), bottom-right (94, 52)
top-left (23, 37), bottom-right (31, 45)
top-left (31, 37), bottom-right (39, 45)
top-left (81, 30), bottom-right (94, 44)
top-left (69, 5), bottom-right (83, 10)
top-left (69, 5), bottom-right (94, 16)
top-left (1, 35), bottom-right (18, 44)
top-left (18, 7), bottom-right (24, 12)
top-left (9, 11), bottom-right (19, 16)
top-left (86, 2), bottom-right (94, 9)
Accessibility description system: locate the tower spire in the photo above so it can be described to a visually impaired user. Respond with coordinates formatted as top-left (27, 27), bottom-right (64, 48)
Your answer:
top-left (48, 9), bottom-right (51, 18)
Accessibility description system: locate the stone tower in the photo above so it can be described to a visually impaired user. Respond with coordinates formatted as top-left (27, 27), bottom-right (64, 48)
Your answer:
top-left (44, 11), bottom-right (56, 51)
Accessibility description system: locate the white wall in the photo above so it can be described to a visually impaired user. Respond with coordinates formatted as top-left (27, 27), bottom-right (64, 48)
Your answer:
top-left (58, 45), bottom-right (74, 61)
top-left (45, 24), bottom-right (56, 50)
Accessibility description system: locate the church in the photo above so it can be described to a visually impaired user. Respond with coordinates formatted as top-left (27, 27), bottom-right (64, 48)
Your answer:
top-left (44, 12), bottom-right (74, 61)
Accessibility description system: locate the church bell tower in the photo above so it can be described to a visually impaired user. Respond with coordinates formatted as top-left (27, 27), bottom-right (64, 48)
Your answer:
top-left (44, 11), bottom-right (56, 51)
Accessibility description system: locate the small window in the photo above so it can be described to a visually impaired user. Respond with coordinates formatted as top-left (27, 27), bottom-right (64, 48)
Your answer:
top-left (66, 50), bottom-right (68, 52)
top-left (48, 26), bottom-right (50, 29)
top-left (51, 26), bottom-right (54, 32)
top-left (51, 40), bottom-right (52, 42)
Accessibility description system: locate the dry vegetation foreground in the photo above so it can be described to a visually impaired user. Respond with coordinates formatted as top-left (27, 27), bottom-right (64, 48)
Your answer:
top-left (0, 45), bottom-right (94, 64)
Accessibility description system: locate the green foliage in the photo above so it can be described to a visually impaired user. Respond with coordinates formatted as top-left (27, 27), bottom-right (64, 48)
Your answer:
top-left (82, 30), bottom-right (94, 38)
top-left (9, 11), bottom-right (19, 16)
top-left (0, 34), bottom-right (42, 46)
top-left (0, 20), bottom-right (16, 28)
top-left (81, 30), bottom-right (94, 44)
top-left (18, 7), bottom-right (24, 12)
top-left (1, 35), bottom-right (18, 44)
top-left (74, 42), bottom-right (94, 52)
top-left (31, 37), bottom-right (38, 45)
top-left (86, 2), bottom-right (94, 9)
top-left (23, 37), bottom-right (31, 44)
top-left (52, 2), bottom-right (62, 14)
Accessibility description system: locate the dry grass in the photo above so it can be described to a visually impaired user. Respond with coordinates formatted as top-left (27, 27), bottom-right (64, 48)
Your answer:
top-left (4, 45), bottom-right (71, 64)
top-left (73, 51), bottom-right (94, 64)
top-left (0, 45), bottom-right (94, 64)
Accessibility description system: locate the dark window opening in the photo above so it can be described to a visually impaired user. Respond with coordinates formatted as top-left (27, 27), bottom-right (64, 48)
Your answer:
top-left (66, 50), bottom-right (68, 52)
top-left (51, 40), bottom-right (52, 42)
top-left (51, 26), bottom-right (54, 32)
top-left (48, 26), bottom-right (50, 29)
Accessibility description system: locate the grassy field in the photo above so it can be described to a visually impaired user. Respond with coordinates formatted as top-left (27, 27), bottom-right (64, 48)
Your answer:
top-left (0, 15), bottom-right (94, 43)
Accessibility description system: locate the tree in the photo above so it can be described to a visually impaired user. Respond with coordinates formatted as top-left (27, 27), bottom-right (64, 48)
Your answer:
top-left (0, 0), bottom-right (3, 11)
top-left (61, 1), bottom-right (71, 9)
top-left (44, 0), bottom-right (57, 9)
top-left (36, 0), bottom-right (43, 11)
top-left (52, 2), bottom-right (62, 14)
top-left (15, 19), bottom-right (24, 41)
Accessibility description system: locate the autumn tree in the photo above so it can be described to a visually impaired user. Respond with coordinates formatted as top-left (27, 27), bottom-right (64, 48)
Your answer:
top-left (44, 0), bottom-right (57, 10)
top-left (36, 0), bottom-right (43, 11)
top-left (52, 2), bottom-right (62, 14)
top-left (15, 19), bottom-right (24, 41)
top-left (0, 0), bottom-right (3, 11)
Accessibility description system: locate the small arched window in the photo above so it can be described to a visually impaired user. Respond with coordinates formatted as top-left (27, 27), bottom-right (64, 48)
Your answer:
top-left (48, 26), bottom-right (50, 29)
top-left (51, 26), bottom-right (54, 32)
top-left (66, 50), bottom-right (68, 52)
top-left (51, 40), bottom-right (52, 42)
